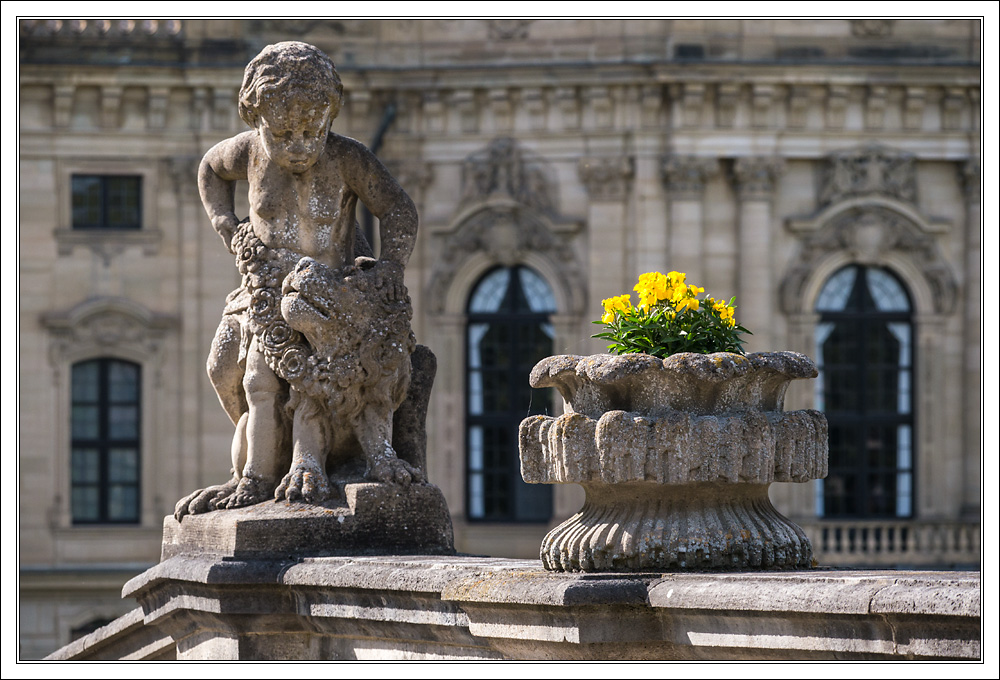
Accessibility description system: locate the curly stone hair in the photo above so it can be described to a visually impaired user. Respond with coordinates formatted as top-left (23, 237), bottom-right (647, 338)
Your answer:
top-left (238, 41), bottom-right (344, 128)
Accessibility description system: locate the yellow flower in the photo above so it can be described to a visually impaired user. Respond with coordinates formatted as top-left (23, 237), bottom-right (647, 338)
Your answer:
top-left (634, 272), bottom-right (670, 310)
top-left (675, 297), bottom-right (700, 313)
top-left (601, 294), bottom-right (632, 323)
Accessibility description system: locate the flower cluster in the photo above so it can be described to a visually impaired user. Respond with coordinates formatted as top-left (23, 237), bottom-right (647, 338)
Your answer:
top-left (593, 271), bottom-right (749, 357)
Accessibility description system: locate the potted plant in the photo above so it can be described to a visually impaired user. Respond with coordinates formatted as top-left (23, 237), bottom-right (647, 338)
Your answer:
top-left (520, 272), bottom-right (827, 571)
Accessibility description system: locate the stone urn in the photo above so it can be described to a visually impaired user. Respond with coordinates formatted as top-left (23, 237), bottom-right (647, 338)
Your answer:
top-left (519, 352), bottom-right (827, 572)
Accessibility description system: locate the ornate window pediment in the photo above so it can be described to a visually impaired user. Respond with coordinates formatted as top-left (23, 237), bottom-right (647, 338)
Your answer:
top-left (460, 137), bottom-right (555, 215)
top-left (818, 145), bottom-right (917, 208)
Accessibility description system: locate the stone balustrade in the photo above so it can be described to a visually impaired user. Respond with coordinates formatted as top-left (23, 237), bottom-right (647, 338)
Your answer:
top-left (47, 553), bottom-right (981, 661)
top-left (801, 520), bottom-right (981, 568)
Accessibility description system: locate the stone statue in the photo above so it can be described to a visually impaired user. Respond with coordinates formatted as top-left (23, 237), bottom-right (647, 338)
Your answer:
top-left (175, 41), bottom-right (432, 520)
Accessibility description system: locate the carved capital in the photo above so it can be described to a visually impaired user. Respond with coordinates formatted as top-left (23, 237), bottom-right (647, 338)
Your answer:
top-left (661, 155), bottom-right (719, 198)
top-left (819, 145), bottom-right (916, 207)
top-left (732, 157), bottom-right (784, 200)
top-left (578, 156), bottom-right (634, 202)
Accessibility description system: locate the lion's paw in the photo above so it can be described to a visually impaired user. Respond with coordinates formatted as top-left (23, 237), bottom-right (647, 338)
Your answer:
top-left (223, 475), bottom-right (275, 508)
top-left (174, 479), bottom-right (238, 520)
top-left (366, 456), bottom-right (424, 486)
top-left (275, 461), bottom-right (332, 504)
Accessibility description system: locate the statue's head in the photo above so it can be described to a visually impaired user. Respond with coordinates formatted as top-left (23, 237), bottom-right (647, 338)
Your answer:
top-left (238, 42), bottom-right (344, 173)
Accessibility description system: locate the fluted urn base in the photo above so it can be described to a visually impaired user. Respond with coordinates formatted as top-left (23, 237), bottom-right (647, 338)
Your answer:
top-left (541, 482), bottom-right (812, 572)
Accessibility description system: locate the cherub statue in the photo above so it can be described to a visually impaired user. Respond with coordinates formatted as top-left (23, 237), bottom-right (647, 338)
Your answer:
top-left (175, 41), bottom-right (425, 519)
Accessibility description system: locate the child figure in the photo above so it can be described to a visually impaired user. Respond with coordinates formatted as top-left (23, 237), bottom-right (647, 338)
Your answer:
top-left (177, 41), bottom-right (420, 516)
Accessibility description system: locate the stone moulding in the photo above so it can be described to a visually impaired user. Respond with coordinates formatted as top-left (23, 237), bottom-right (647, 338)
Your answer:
top-left (520, 352), bottom-right (828, 572)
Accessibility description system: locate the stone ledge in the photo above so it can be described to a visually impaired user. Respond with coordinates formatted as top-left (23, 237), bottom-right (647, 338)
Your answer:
top-left (106, 554), bottom-right (981, 661)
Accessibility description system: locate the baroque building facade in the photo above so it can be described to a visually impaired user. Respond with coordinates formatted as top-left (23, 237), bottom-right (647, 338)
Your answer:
top-left (18, 18), bottom-right (981, 658)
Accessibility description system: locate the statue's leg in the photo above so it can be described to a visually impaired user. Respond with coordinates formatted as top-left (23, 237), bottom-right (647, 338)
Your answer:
top-left (225, 339), bottom-right (287, 508)
top-left (358, 407), bottom-right (423, 485)
top-left (275, 397), bottom-right (332, 503)
top-left (207, 313), bottom-right (247, 427)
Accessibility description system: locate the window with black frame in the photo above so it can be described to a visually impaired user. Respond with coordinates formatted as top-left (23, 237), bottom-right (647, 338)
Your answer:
top-left (466, 265), bottom-right (556, 522)
top-left (70, 358), bottom-right (141, 524)
top-left (814, 265), bottom-right (915, 518)
top-left (71, 175), bottom-right (142, 230)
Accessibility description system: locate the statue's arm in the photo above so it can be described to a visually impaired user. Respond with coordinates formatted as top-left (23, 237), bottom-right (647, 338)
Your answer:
top-left (199, 133), bottom-right (253, 251)
top-left (339, 137), bottom-right (418, 271)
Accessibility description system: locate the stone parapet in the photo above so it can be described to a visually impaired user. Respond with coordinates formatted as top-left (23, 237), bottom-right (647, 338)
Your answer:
top-left (47, 555), bottom-right (980, 661)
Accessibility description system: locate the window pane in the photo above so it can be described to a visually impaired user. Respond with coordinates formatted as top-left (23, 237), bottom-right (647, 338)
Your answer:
top-left (108, 361), bottom-right (139, 402)
top-left (815, 266), bottom-right (857, 312)
top-left (72, 361), bottom-right (100, 403)
top-left (105, 176), bottom-right (141, 228)
top-left (71, 486), bottom-right (100, 522)
top-left (108, 448), bottom-right (138, 483)
top-left (517, 267), bottom-right (557, 313)
top-left (468, 268), bottom-right (511, 313)
top-left (867, 268), bottom-right (910, 312)
top-left (71, 176), bottom-right (103, 228)
top-left (72, 448), bottom-right (100, 484)
top-left (108, 406), bottom-right (138, 440)
top-left (72, 406), bottom-right (100, 439)
top-left (108, 485), bottom-right (139, 521)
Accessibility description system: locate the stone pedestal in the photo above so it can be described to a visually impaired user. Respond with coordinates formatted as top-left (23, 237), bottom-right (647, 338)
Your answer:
top-left (163, 482), bottom-right (455, 561)
top-left (521, 351), bottom-right (827, 572)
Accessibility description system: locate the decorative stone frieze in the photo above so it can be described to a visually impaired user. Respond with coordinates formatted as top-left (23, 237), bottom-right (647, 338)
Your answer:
top-left (851, 19), bottom-right (894, 37)
top-left (732, 156), bottom-right (784, 200)
top-left (578, 156), bottom-right (634, 202)
top-left (661, 155), bottom-right (719, 198)
top-left (780, 205), bottom-right (958, 315)
top-left (41, 297), bottom-right (177, 382)
top-left (818, 145), bottom-right (916, 207)
top-left (460, 137), bottom-right (554, 213)
top-left (521, 352), bottom-right (826, 572)
top-left (488, 19), bottom-right (532, 40)
top-left (426, 203), bottom-right (586, 314)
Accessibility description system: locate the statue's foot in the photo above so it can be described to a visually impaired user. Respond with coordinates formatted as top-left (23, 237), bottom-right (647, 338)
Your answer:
top-left (223, 474), bottom-right (275, 508)
top-left (366, 452), bottom-right (425, 486)
top-left (174, 478), bottom-right (238, 520)
top-left (275, 459), bottom-right (332, 504)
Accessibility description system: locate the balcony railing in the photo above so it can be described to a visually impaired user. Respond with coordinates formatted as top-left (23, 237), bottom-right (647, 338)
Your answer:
top-left (799, 520), bottom-right (980, 569)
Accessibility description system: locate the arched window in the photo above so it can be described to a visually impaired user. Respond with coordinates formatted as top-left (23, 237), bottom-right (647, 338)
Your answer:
top-left (814, 265), bottom-right (914, 518)
top-left (466, 265), bottom-right (556, 522)
top-left (70, 358), bottom-right (141, 524)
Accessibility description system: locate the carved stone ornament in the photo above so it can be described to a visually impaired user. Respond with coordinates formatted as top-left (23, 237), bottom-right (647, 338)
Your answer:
top-left (488, 19), bottom-right (532, 40)
top-left (819, 145), bottom-right (917, 207)
top-left (578, 156), bottom-right (635, 202)
top-left (426, 203), bottom-right (586, 315)
top-left (521, 352), bottom-right (826, 572)
top-left (851, 19), bottom-right (894, 37)
top-left (460, 137), bottom-right (555, 214)
top-left (174, 41), bottom-right (454, 557)
top-left (732, 156), bottom-right (784, 199)
top-left (662, 155), bottom-right (720, 198)
top-left (781, 205), bottom-right (958, 315)
top-left (41, 297), bottom-right (177, 382)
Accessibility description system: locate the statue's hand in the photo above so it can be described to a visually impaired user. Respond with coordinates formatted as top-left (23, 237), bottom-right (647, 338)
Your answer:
top-left (212, 213), bottom-right (240, 252)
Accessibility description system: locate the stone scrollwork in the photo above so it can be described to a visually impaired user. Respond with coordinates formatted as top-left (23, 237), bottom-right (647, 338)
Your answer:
top-left (460, 137), bottom-right (555, 214)
top-left (819, 145), bottom-right (917, 207)
top-left (41, 297), bottom-right (177, 383)
top-left (426, 203), bottom-right (586, 315)
top-left (781, 205), bottom-right (958, 315)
